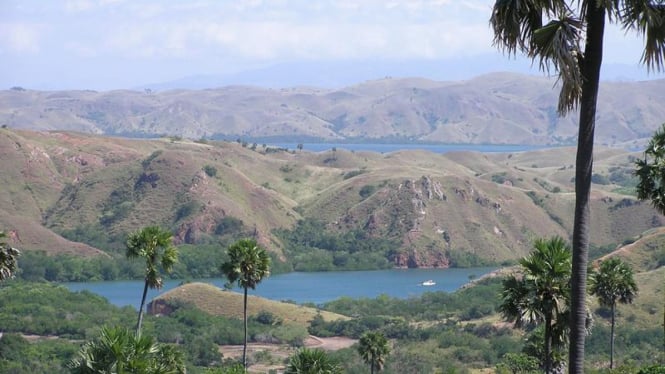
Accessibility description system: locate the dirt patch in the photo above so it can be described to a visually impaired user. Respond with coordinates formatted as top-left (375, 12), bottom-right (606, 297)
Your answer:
top-left (304, 335), bottom-right (357, 350)
top-left (220, 335), bottom-right (357, 373)
top-left (219, 335), bottom-right (356, 358)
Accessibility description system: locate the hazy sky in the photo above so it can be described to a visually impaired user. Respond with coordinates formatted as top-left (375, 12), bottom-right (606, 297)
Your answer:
top-left (1, 0), bottom-right (658, 90)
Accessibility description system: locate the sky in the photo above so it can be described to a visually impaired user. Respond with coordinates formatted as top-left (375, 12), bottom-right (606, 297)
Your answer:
top-left (0, 0), bottom-right (659, 90)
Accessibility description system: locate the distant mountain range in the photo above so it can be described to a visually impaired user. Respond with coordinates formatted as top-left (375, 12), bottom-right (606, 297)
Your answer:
top-left (137, 58), bottom-right (660, 91)
top-left (1, 72), bottom-right (664, 146)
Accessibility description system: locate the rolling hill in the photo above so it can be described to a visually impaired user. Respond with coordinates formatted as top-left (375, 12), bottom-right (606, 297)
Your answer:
top-left (0, 127), bottom-right (662, 270)
top-left (1, 73), bottom-right (664, 146)
top-left (148, 282), bottom-right (348, 325)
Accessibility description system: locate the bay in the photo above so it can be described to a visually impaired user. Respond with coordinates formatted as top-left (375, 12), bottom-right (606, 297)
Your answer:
top-left (268, 143), bottom-right (548, 154)
top-left (64, 267), bottom-right (496, 310)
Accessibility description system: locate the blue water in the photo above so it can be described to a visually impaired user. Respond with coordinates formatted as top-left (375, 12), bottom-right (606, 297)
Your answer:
top-left (269, 143), bottom-right (548, 154)
top-left (64, 267), bottom-right (496, 309)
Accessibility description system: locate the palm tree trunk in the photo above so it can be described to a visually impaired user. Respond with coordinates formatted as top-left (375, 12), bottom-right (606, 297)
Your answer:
top-left (610, 302), bottom-right (615, 369)
top-left (569, 3), bottom-right (605, 374)
top-left (136, 279), bottom-right (149, 337)
top-left (545, 314), bottom-right (552, 374)
top-left (243, 286), bottom-right (248, 370)
top-left (371, 359), bottom-right (375, 374)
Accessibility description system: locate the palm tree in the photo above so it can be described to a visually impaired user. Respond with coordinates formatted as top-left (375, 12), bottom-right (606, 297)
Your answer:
top-left (221, 238), bottom-right (270, 370)
top-left (635, 123), bottom-right (665, 364)
top-left (490, 3), bottom-right (665, 372)
top-left (68, 326), bottom-right (186, 374)
top-left (0, 231), bottom-right (20, 281)
top-left (499, 236), bottom-right (571, 374)
top-left (126, 226), bottom-right (178, 337)
top-left (589, 257), bottom-right (638, 369)
top-left (357, 331), bottom-right (389, 374)
top-left (285, 348), bottom-right (343, 374)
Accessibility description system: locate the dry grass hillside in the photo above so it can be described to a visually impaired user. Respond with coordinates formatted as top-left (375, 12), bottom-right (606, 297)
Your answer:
top-left (1, 73), bottom-right (664, 146)
top-left (589, 229), bottom-right (665, 329)
top-left (0, 128), bottom-right (662, 268)
top-left (148, 282), bottom-right (348, 325)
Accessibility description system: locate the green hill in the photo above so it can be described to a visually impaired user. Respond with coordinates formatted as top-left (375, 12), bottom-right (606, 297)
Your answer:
top-left (0, 128), bottom-right (661, 270)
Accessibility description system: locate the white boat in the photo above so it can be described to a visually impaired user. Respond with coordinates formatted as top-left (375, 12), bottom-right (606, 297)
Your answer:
top-left (422, 280), bottom-right (436, 286)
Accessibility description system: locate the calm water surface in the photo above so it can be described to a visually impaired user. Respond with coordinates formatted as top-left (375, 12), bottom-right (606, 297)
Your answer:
top-left (270, 143), bottom-right (546, 154)
top-left (64, 267), bottom-right (496, 309)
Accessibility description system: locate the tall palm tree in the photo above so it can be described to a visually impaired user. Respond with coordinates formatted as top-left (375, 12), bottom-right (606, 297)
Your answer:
top-left (589, 257), bottom-right (638, 369)
top-left (499, 236), bottom-right (571, 374)
top-left (68, 326), bottom-right (186, 374)
top-left (126, 226), bottom-right (178, 337)
top-left (221, 238), bottom-right (270, 370)
top-left (490, 3), bottom-right (665, 372)
top-left (285, 347), bottom-right (343, 374)
top-left (357, 331), bottom-right (390, 374)
top-left (0, 231), bottom-right (19, 281)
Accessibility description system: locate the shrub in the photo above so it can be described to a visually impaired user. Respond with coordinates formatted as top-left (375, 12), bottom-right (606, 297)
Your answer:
top-left (592, 173), bottom-right (610, 185)
top-left (175, 201), bottom-right (202, 222)
top-left (203, 165), bottom-right (217, 177)
top-left (359, 185), bottom-right (376, 199)
top-left (343, 169), bottom-right (365, 179)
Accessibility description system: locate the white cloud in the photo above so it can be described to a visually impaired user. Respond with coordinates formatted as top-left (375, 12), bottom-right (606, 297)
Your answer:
top-left (3, 0), bottom-right (656, 89)
top-left (0, 22), bottom-right (42, 53)
top-left (65, 0), bottom-right (94, 13)
top-left (62, 0), bottom-right (493, 62)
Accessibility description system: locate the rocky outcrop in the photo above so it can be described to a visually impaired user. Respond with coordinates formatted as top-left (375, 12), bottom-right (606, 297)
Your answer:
top-left (173, 205), bottom-right (227, 244)
top-left (420, 176), bottom-right (446, 200)
top-left (392, 248), bottom-right (450, 268)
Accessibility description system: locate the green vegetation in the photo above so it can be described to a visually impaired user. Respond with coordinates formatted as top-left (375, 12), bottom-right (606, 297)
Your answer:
top-left (344, 169), bottom-right (366, 180)
top-left (592, 173), bottom-right (611, 185)
top-left (0, 281), bottom-right (311, 372)
top-left (1, 127), bottom-right (664, 372)
top-left (637, 123), bottom-right (665, 215)
top-left (220, 238), bottom-right (271, 369)
top-left (589, 258), bottom-right (638, 369)
top-left (214, 217), bottom-right (244, 236)
top-left (0, 231), bottom-right (20, 280)
top-left (286, 348), bottom-right (342, 374)
top-left (142, 150), bottom-right (163, 168)
top-left (275, 219), bottom-right (399, 271)
top-left (492, 172), bottom-right (508, 184)
top-left (358, 332), bottom-right (390, 374)
top-left (67, 326), bottom-right (186, 374)
top-left (203, 165), bottom-right (217, 177)
top-left (1, 267), bottom-right (662, 373)
top-left (499, 237), bottom-right (572, 373)
top-left (495, 352), bottom-right (540, 374)
top-left (126, 226), bottom-right (178, 336)
top-left (0, 333), bottom-right (76, 374)
top-left (490, 1), bottom-right (665, 371)
top-left (175, 201), bottom-right (202, 222)
top-left (359, 184), bottom-right (377, 199)
top-left (0, 282), bottom-right (135, 338)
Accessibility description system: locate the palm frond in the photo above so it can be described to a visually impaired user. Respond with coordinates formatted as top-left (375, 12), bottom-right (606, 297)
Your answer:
top-left (621, 0), bottom-right (665, 71)
top-left (532, 15), bottom-right (584, 114)
top-left (491, 0), bottom-right (543, 55)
